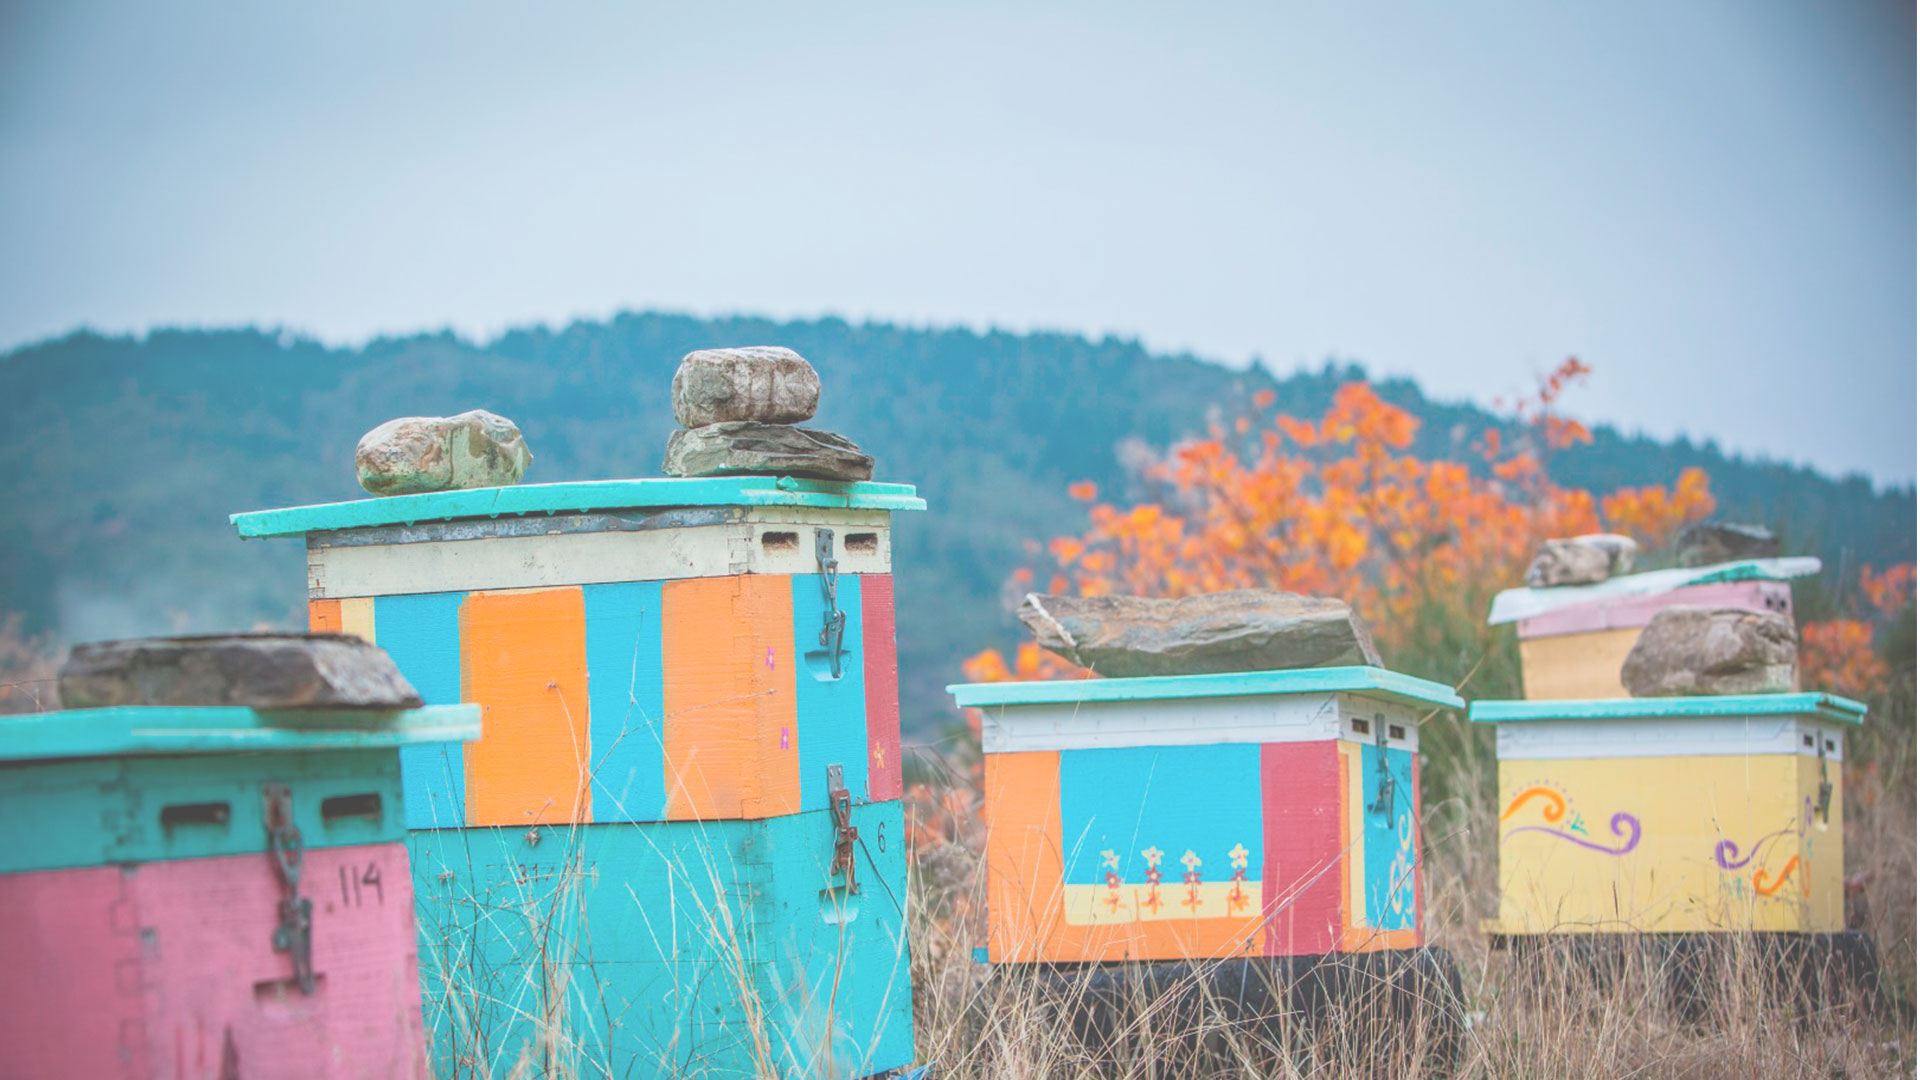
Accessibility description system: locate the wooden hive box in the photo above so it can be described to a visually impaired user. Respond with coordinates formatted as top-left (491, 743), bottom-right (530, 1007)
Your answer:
top-left (1469, 693), bottom-right (1863, 936)
top-left (949, 668), bottom-right (1463, 964)
top-left (0, 703), bottom-right (479, 1080)
top-left (233, 475), bottom-right (922, 1079)
top-left (1487, 558), bottom-right (1819, 700)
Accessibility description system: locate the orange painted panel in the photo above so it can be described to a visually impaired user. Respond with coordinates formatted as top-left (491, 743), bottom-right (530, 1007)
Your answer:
top-left (460, 588), bottom-right (592, 826)
top-left (983, 750), bottom-right (1265, 963)
top-left (661, 575), bottom-right (799, 820)
top-left (310, 598), bottom-right (343, 633)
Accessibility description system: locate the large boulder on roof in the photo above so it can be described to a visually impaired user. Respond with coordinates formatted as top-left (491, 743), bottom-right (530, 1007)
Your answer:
top-left (663, 421), bottom-right (874, 481)
top-left (355, 409), bottom-right (533, 496)
top-left (1619, 606), bottom-right (1797, 696)
top-left (672, 346), bottom-right (821, 427)
top-left (1018, 590), bottom-right (1382, 677)
top-left (58, 633), bottom-right (424, 709)
top-left (1525, 534), bottom-right (1638, 587)
top-left (1678, 521), bottom-right (1781, 567)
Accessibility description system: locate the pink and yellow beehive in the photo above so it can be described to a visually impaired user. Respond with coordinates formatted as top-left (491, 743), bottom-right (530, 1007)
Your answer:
top-left (949, 667), bottom-right (1463, 964)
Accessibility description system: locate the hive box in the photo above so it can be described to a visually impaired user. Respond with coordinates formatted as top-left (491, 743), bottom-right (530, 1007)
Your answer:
top-left (1486, 558), bottom-right (1818, 700)
top-left (1470, 693), bottom-right (1863, 936)
top-left (0, 703), bottom-right (479, 1080)
top-left (949, 668), bottom-right (1463, 964)
top-left (233, 475), bottom-right (923, 1079)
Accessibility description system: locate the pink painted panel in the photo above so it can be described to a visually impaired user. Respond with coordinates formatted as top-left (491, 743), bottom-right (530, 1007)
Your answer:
top-left (1259, 741), bottom-right (1341, 956)
top-left (1516, 581), bottom-right (1789, 639)
top-left (0, 844), bottom-right (425, 1080)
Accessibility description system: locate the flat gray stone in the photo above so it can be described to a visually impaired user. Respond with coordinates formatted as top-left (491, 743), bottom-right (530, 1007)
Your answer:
top-left (1678, 521), bottom-right (1781, 567)
top-left (672, 346), bottom-right (821, 427)
top-left (1620, 606), bottom-right (1797, 696)
top-left (58, 633), bottom-right (424, 709)
top-left (662, 421), bottom-right (873, 481)
top-left (355, 409), bottom-right (533, 496)
top-left (1525, 534), bottom-right (1637, 587)
top-left (1018, 590), bottom-right (1382, 677)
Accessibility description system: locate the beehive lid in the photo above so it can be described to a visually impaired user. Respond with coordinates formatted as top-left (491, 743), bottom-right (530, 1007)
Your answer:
top-left (1468, 692), bottom-right (1866, 726)
top-left (230, 476), bottom-right (926, 539)
top-left (1485, 557), bottom-right (1821, 626)
top-left (947, 665), bottom-right (1464, 711)
top-left (0, 704), bottom-right (482, 763)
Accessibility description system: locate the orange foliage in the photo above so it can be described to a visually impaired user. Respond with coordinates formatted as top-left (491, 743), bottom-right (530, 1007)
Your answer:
top-left (1800, 619), bottom-right (1890, 701)
top-left (1601, 468), bottom-right (1716, 551)
top-left (1860, 564), bottom-right (1916, 623)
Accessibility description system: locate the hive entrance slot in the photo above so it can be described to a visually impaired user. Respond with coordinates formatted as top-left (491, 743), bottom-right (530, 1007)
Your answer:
top-left (761, 531), bottom-right (800, 552)
top-left (321, 793), bottom-right (383, 823)
top-left (844, 533), bottom-right (878, 554)
top-left (161, 801), bottom-right (231, 830)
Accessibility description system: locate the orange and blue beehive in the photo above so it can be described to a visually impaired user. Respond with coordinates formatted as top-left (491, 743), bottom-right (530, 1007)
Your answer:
top-left (0, 700), bottom-right (479, 1080)
top-left (948, 667), bottom-right (1462, 964)
top-left (233, 475), bottom-right (923, 1079)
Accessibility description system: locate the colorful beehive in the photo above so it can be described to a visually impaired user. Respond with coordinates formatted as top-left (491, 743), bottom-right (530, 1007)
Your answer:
top-left (232, 475), bottom-right (923, 1079)
top-left (948, 667), bottom-right (1463, 964)
top-left (1470, 693), bottom-right (1864, 936)
top-left (0, 700), bottom-right (480, 1080)
top-left (1487, 557), bottom-right (1819, 700)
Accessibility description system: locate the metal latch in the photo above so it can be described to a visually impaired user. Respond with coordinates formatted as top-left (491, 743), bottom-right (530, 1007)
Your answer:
top-left (1815, 732), bottom-right (1833, 824)
top-left (826, 764), bottom-right (859, 894)
top-left (1367, 713), bottom-right (1396, 820)
top-left (263, 783), bottom-right (316, 994)
top-left (815, 528), bottom-right (847, 678)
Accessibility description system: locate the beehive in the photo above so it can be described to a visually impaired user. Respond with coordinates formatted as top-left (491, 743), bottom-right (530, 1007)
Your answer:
top-left (0, 701), bottom-right (479, 1080)
top-left (1487, 558), bottom-right (1818, 700)
top-left (949, 667), bottom-right (1463, 964)
top-left (232, 475), bottom-right (922, 1079)
top-left (1470, 693), bottom-right (1863, 936)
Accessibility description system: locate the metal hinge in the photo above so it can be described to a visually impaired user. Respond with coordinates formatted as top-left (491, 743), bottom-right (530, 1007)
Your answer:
top-left (1815, 732), bottom-right (1833, 824)
top-left (815, 528), bottom-right (847, 678)
top-left (1367, 713), bottom-right (1396, 820)
top-left (263, 783), bottom-right (316, 994)
top-left (827, 764), bottom-right (860, 894)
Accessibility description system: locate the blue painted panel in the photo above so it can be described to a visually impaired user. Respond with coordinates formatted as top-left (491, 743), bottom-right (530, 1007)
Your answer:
top-left (376, 592), bottom-right (469, 829)
top-left (583, 581), bottom-right (667, 822)
top-left (1361, 744), bottom-right (1417, 932)
top-left (1057, 744), bottom-right (1264, 888)
top-left (407, 801), bottom-right (915, 1079)
top-left (0, 749), bottom-right (408, 873)
top-left (793, 573), bottom-right (869, 811)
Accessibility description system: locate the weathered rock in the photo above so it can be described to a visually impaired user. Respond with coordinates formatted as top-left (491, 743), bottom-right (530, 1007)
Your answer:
top-left (1018, 590), bottom-right (1382, 677)
top-left (1619, 606), bottom-right (1797, 697)
top-left (355, 409), bottom-right (533, 496)
top-left (672, 346), bottom-right (821, 427)
top-left (1525, 534), bottom-right (1638, 587)
top-left (1678, 521), bottom-right (1781, 567)
top-left (58, 634), bottom-right (424, 710)
top-left (663, 421), bottom-right (873, 481)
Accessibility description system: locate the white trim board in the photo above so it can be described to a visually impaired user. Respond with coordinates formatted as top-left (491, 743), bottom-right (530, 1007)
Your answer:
top-left (980, 692), bottom-right (1423, 754)
top-left (1495, 716), bottom-right (1847, 761)
top-left (306, 515), bottom-right (892, 599)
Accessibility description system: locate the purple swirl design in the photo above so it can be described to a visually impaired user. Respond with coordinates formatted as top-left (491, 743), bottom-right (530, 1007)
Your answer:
top-left (1505, 811), bottom-right (1641, 856)
top-left (1714, 827), bottom-right (1796, 870)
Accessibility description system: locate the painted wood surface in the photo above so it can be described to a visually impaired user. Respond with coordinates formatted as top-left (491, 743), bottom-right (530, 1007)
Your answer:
top-left (407, 804), bottom-right (914, 1080)
top-left (982, 736), bottom-right (1423, 963)
top-left (1, 749), bottom-right (408, 874)
top-left (951, 665), bottom-right (1463, 711)
top-left (1470, 692), bottom-right (1866, 725)
top-left (1487, 556), bottom-right (1821, 625)
top-left (1495, 716), bottom-right (1848, 761)
top-left (231, 476), bottom-right (925, 539)
top-left (0, 843), bottom-right (425, 1080)
top-left (980, 693), bottom-right (1424, 755)
top-left (0, 704), bottom-right (479, 764)
top-left (1492, 754), bottom-right (1843, 934)
top-left (1515, 580), bottom-right (1789, 639)
top-left (318, 572), bottom-right (900, 826)
top-left (1518, 626), bottom-right (1643, 700)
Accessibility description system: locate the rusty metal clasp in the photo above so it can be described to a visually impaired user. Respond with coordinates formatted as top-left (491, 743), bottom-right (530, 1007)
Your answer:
top-left (827, 764), bottom-right (859, 894)
top-left (1367, 713), bottom-right (1397, 821)
top-left (263, 783), bottom-right (316, 994)
top-left (1815, 731), bottom-right (1833, 825)
top-left (815, 529), bottom-right (847, 679)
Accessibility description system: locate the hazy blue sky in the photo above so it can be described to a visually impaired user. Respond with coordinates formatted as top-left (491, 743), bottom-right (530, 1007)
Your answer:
top-left (2, 1), bottom-right (1913, 483)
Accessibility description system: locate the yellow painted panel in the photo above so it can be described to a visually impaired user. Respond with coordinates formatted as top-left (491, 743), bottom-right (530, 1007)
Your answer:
top-left (1518, 627), bottom-right (1641, 700)
top-left (1494, 754), bottom-right (1835, 934)
top-left (338, 596), bottom-right (376, 643)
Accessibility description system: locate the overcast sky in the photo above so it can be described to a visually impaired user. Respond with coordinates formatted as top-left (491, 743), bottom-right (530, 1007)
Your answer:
top-left (2, 1), bottom-right (1913, 483)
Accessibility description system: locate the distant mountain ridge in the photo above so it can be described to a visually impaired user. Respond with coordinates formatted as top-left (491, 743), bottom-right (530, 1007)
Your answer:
top-left (2, 313), bottom-right (1911, 733)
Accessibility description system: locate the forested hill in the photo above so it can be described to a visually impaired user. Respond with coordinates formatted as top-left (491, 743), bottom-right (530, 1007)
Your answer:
top-left (3, 313), bottom-right (1912, 734)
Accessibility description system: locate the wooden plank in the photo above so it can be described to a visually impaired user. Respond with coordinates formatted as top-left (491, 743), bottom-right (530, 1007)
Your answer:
top-left (460, 588), bottom-right (593, 826)
top-left (1495, 716), bottom-right (1846, 761)
top-left (1518, 627), bottom-right (1642, 699)
top-left (661, 575), bottom-right (799, 820)
top-left (0, 704), bottom-right (478, 765)
top-left (952, 665), bottom-right (1463, 711)
top-left (984, 749), bottom-right (1067, 963)
top-left (372, 592), bottom-right (471, 829)
top-left (1259, 741), bottom-right (1340, 956)
top-left (582, 581), bottom-right (668, 822)
top-left (1516, 580), bottom-right (1788, 639)
top-left (793, 573), bottom-right (868, 810)
top-left (861, 574), bottom-right (903, 802)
